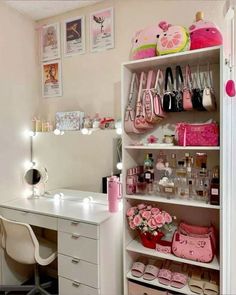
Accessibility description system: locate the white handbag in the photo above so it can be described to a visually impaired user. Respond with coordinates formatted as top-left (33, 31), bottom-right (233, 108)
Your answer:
top-left (202, 64), bottom-right (217, 111)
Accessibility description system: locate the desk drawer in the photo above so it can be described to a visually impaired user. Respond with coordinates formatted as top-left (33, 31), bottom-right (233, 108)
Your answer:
top-left (58, 219), bottom-right (98, 239)
top-left (58, 232), bottom-right (98, 264)
top-left (59, 277), bottom-right (99, 295)
top-left (0, 208), bottom-right (57, 230)
top-left (58, 254), bottom-right (99, 289)
top-left (128, 281), bottom-right (168, 295)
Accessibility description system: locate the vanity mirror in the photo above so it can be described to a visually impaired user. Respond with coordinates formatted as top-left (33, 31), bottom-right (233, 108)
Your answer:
top-left (24, 165), bottom-right (48, 197)
top-left (31, 130), bottom-right (120, 193)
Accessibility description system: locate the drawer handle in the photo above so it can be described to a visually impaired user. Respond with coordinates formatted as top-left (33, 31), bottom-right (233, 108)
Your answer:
top-left (71, 221), bottom-right (79, 226)
top-left (71, 258), bottom-right (80, 264)
top-left (143, 293), bottom-right (148, 295)
top-left (72, 281), bottom-right (80, 288)
top-left (71, 233), bottom-right (80, 239)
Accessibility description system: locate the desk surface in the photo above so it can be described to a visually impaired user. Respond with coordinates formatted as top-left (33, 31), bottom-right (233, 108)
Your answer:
top-left (0, 189), bottom-right (116, 225)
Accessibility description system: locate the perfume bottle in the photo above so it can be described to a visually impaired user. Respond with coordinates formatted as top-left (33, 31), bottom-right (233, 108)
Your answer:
top-left (144, 154), bottom-right (154, 194)
top-left (210, 167), bottom-right (220, 205)
top-left (176, 161), bottom-right (186, 177)
top-left (170, 153), bottom-right (177, 169)
top-left (136, 174), bottom-right (147, 194)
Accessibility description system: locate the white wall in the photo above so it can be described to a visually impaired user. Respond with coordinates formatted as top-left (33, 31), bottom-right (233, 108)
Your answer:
top-left (0, 2), bottom-right (39, 201)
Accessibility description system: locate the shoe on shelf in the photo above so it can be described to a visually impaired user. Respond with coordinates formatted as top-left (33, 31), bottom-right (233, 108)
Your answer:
top-left (131, 257), bottom-right (148, 278)
top-left (143, 259), bottom-right (163, 281)
top-left (204, 271), bottom-right (219, 295)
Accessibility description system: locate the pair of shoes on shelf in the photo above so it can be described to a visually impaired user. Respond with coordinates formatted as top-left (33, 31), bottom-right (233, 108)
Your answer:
top-left (131, 257), bottom-right (162, 281)
top-left (158, 260), bottom-right (188, 289)
top-left (189, 266), bottom-right (219, 295)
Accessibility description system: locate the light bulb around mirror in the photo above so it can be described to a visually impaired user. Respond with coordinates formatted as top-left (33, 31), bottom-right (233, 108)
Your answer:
top-left (54, 129), bottom-right (61, 135)
top-left (116, 127), bottom-right (122, 135)
top-left (81, 128), bottom-right (89, 135)
top-left (116, 162), bottom-right (123, 170)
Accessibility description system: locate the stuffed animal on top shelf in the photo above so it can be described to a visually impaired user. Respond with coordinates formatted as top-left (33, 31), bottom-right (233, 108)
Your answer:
top-left (156, 21), bottom-right (190, 55)
top-left (189, 11), bottom-right (223, 50)
top-left (130, 23), bottom-right (163, 60)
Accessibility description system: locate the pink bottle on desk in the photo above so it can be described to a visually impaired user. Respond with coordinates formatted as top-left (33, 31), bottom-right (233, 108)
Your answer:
top-left (107, 176), bottom-right (122, 213)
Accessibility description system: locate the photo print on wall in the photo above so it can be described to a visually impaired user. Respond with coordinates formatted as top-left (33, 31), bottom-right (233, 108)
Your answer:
top-left (41, 23), bottom-right (61, 61)
top-left (90, 7), bottom-right (114, 52)
top-left (64, 16), bottom-right (85, 56)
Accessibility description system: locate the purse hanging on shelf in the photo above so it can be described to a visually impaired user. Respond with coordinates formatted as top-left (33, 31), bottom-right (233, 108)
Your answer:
top-left (153, 69), bottom-right (166, 119)
top-left (124, 73), bottom-right (145, 134)
top-left (202, 63), bottom-right (217, 111)
top-left (162, 67), bottom-right (176, 112)
top-left (143, 70), bottom-right (157, 124)
top-left (183, 64), bottom-right (193, 111)
top-left (191, 65), bottom-right (206, 111)
top-left (134, 72), bottom-right (154, 130)
top-left (173, 65), bottom-right (184, 112)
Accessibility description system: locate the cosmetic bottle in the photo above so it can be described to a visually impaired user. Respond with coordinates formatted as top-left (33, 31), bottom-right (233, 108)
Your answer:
top-left (170, 153), bottom-right (177, 169)
top-left (210, 167), bottom-right (220, 205)
top-left (176, 161), bottom-right (186, 177)
top-left (136, 174), bottom-right (147, 194)
top-left (199, 163), bottom-right (207, 177)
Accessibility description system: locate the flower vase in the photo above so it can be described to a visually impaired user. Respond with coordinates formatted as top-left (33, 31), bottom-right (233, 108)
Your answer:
top-left (138, 231), bottom-right (164, 249)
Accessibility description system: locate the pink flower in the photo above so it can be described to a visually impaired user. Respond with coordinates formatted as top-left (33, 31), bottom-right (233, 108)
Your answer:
top-left (163, 211), bottom-right (172, 224)
top-left (133, 215), bottom-right (142, 227)
top-left (154, 213), bottom-right (165, 228)
top-left (126, 207), bottom-right (136, 217)
top-left (137, 203), bottom-right (146, 210)
top-left (129, 220), bottom-right (136, 230)
top-left (146, 205), bottom-right (152, 210)
top-left (147, 135), bottom-right (158, 144)
top-left (141, 210), bottom-right (151, 220)
top-left (147, 218), bottom-right (158, 230)
top-left (151, 207), bottom-right (160, 215)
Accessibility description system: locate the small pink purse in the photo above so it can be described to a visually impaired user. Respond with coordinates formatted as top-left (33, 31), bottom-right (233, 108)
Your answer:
top-left (183, 64), bottom-right (193, 111)
top-left (176, 121), bottom-right (219, 146)
top-left (172, 222), bottom-right (216, 263)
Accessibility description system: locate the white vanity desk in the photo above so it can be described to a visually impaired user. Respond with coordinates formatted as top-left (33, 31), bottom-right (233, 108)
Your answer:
top-left (0, 189), bottom-right (123, 295)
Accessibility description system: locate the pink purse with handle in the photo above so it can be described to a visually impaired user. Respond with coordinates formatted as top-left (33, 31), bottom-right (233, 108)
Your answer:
top-left (172, 222), bottom-right (216, 263)
top-left (183, 64), bottom-right (193, 111)
top-left (176, 121), bottom-right (219, 146)
top-left (134, 72), bottom-right (154, 130)
top-left (124, 73), bottom-right (145, 134)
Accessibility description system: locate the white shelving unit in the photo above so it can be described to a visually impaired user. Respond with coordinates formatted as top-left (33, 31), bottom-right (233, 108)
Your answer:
top-left (122, 46), bottom-right (228, 295)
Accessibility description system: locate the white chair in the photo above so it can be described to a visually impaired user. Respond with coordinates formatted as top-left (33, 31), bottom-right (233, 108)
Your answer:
top-left (0, 216), bottom-right (57, 295)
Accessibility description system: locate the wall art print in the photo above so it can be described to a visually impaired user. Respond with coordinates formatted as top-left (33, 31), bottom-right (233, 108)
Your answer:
top-left (90, 7), bottom-right (114, 52)
top-left (64, 16), bottom-right (85, 56)
top-left (41, 23), bottom-right (60, 61)
top-left (42, 61), bottom-right (62, 98)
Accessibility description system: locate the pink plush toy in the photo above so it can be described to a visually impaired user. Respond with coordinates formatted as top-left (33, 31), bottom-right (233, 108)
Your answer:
top-left (130, 23), bottom-right (163, 60)
top-left (189, 11), bottom-right (223, 50)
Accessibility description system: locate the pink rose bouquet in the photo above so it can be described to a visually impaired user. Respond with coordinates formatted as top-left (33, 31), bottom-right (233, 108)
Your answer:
top-left (126, 203), bottom-right (174, 236)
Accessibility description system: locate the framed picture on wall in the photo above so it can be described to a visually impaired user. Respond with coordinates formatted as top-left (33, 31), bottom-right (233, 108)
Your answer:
top-left (90, 7), bottom-right (114, 52)
top-left (41, 23), bottom-right (60, 61)
top-left (64, 16), bottom-right (85, 56)
top-left (42, 61), bottom-right (62, 98)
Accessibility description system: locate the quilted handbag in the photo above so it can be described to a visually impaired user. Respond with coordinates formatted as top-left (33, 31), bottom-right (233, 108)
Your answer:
top-left (172, 222), bottom-right (216, 263)
top-left (172, 65), bottom-right (184, 112)
top-left (175, 121), bottom-right (219, 146)
top-left (124, 73), bottom-right (145, 134)
top-left (183, 64), bottom-right (193, 111)
top-left (162, 67), bottom-right (176, 112)
top-left (191, 67), bottom-right (206, 111)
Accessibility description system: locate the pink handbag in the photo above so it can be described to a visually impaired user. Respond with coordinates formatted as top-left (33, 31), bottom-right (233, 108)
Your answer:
top-left (134, 72), bottom-right (154, 130)
top-left (172, 222), bottom-right (216, 263)
top-left (183, 64), bottom-right (193, 111)
top-left (124, 73), bottom-right (145, 134)
top-left (176, 121), bottom-right (219, 146)
top-left (144, 69), bottom-right (165, 123)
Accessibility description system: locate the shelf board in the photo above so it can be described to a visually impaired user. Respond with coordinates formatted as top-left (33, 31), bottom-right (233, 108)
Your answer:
top-left (126, 239), bottom-right (220, 270)
top-left (127, 271), bottom-right (194, 295)
top-left (125, 194), bottom-right (220, 209)
top-left (125, 145), bottom-right (220, 151)
top-left (122, 46), bottom-right (221, 71)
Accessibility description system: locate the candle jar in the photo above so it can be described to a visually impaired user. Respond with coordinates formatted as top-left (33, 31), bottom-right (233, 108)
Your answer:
top-left (163, 135), bottom-right (175, 144)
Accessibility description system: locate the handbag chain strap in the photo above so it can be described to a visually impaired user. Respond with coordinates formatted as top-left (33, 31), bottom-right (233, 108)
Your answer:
top-left (184, 64), bottom-right (193, 89)
top-left (127, 73), bottom-right (138, 107)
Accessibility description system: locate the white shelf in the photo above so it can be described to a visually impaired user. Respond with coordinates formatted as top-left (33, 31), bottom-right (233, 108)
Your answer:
top-left (125, 145), bottom-right (220, 151)
top-left (126, 239), bottom-right (220, 271)
top-left (125, 194), bottom-right (220, 209)
top-left (122, 46), bottom-right (221, 71)
top-left (127, 271), bottom-right (194, 295)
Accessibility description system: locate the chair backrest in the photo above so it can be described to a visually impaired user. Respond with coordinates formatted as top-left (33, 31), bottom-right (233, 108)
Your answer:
top-left (0, 216), bottom-right (39, 265)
